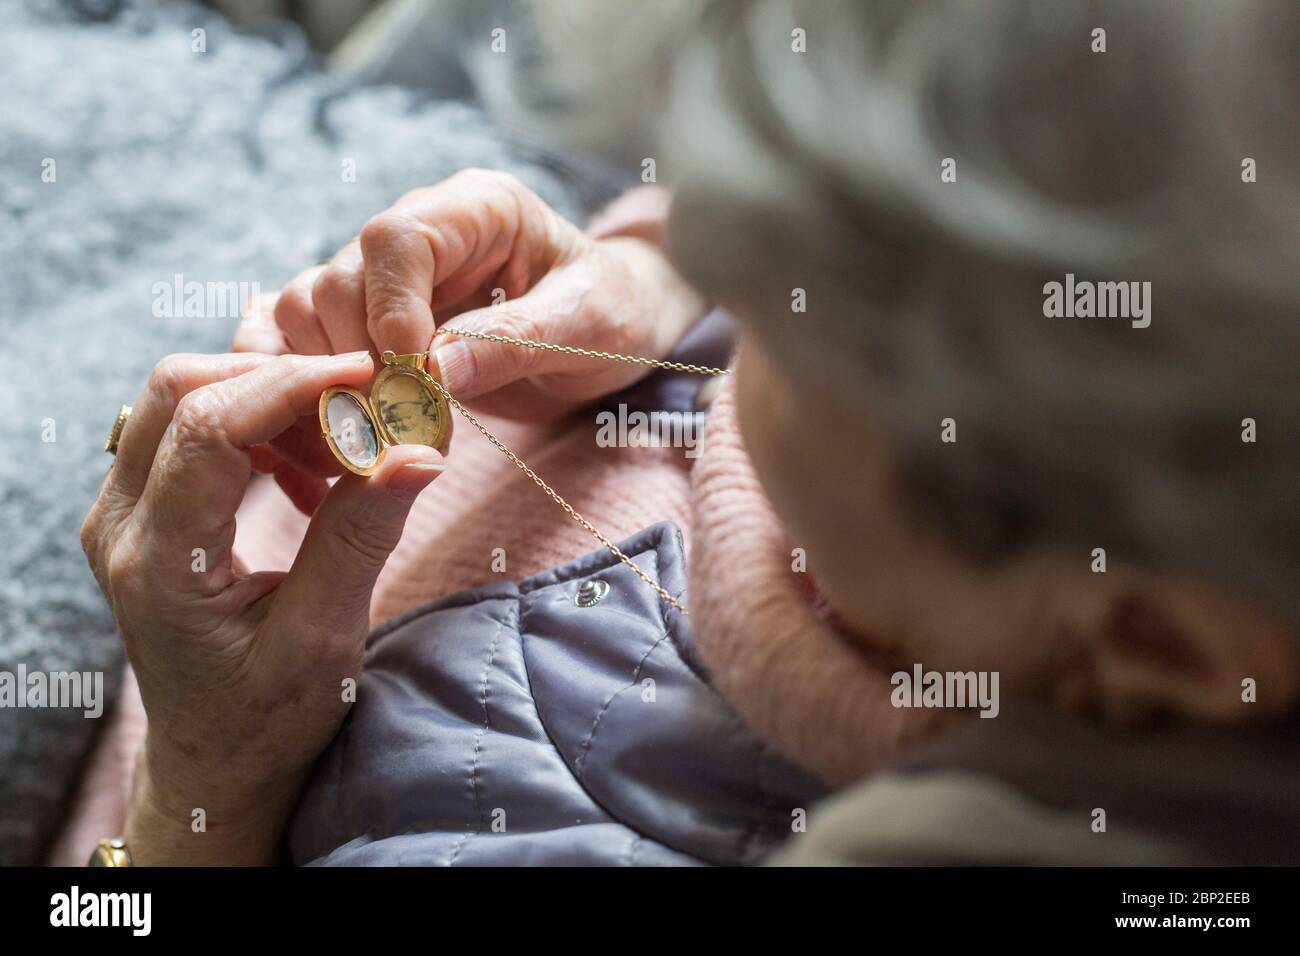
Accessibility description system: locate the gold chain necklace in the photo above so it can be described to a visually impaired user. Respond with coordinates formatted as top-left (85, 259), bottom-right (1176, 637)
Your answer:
top-left (318, 327), bottom-right (729, 614)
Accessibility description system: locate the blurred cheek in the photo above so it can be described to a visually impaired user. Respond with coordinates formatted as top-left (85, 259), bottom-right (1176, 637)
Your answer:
top-left (732, 335), bottom-right (890, 603)
top-left (732, 334), bottom-right (979, 661)
top-left (733, 340), bottom-right (811, 530)
top-left (732, 333), bottom-right (1075, 691)
top-left (732, 342), bottom-right (800, 516)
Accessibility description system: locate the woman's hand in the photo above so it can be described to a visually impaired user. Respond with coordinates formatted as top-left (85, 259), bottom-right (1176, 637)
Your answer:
top-left (80, 351), bottom-right (444, 864)
top-left (234, 172), bottom-right (708, 420)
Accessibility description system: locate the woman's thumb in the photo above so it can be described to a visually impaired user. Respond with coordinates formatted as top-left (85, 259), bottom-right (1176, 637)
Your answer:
top-left (431, 288), bottom-right (576, 400)
top-left (280, 444), bottom-right (444, 625)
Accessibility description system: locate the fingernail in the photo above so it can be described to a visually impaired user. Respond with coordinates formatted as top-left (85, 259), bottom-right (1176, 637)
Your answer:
top-left (433, 341), bottom-right (471, 395)
top-left (329, 350), bottom-right (372, 364)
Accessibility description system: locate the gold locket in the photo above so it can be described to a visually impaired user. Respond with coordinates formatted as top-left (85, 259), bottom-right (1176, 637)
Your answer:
top-left (314, 326), bottom-right (730, 615)
top-left (318, 351), bottom-right (453, 476)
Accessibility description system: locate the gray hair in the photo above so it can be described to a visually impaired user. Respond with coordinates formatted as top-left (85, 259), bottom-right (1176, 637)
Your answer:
top-left (491, 0), bottom-right (1300, 621)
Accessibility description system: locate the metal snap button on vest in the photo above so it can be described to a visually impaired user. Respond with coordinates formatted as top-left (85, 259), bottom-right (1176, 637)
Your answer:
top-left (575, 579), bottom-right (610, 608)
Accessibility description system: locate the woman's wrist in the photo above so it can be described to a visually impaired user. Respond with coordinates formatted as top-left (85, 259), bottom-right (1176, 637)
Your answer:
top-left (123, 736), bottom-right (299, 866)
top-left (600, 235), bottom-right (711, 352)
top-left (586, 184), bottom-right (674, 246)
top-left (588, 187), bottom-right (712, 345)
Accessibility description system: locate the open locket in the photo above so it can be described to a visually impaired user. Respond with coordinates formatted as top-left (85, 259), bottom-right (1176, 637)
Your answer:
top-left (318, 351), bottom-right (453, 476)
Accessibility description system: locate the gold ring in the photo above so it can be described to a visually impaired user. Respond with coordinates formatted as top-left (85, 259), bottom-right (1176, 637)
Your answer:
top-left (104, 404), bottom-right (132, 455)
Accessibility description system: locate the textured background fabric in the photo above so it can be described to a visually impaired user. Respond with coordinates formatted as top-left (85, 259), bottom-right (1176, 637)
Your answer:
top-left (0, 0), bottom-right (612, 865)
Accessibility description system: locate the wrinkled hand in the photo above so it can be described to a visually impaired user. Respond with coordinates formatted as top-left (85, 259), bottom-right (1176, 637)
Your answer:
top-left (234, 171), bottom-right (707, 421)
top-left (81, 352), bottom-right (444, 864)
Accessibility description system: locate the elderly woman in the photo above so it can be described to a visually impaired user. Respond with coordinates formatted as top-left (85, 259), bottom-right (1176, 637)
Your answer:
top-left (76, 0), bottom-right (1298, 866)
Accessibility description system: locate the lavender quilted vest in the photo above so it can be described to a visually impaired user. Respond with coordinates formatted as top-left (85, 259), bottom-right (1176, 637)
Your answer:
top-left (288, 520), bottom-right (827, 865)
top-left (290, 312), bottom-right (826, 864)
